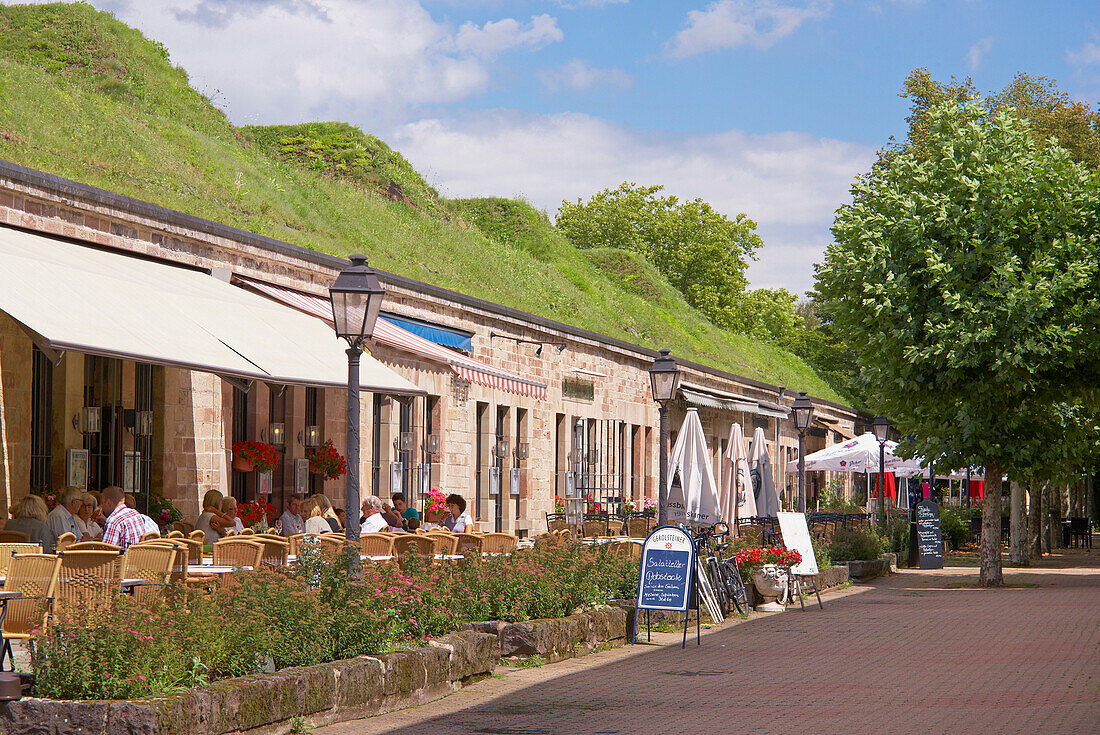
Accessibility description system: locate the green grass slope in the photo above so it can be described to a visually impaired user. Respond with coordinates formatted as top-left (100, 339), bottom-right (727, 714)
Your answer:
top-left (0, 3), bottom-right (842, 401)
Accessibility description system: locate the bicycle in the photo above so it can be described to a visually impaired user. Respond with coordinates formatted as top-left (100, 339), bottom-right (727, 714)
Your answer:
top-left (691, 523), bottom-right (748, 617)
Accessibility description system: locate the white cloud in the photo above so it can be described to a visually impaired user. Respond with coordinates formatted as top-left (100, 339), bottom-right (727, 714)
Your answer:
top-left (538, 59), bottom-right (633, 93)
top-left (553, 0), bottom-right (629, 8)
top-left (391, 111), bottom-right (874, 292)
top-left (78, 1), bottom-right (554, 125)
top-left (666, 0), bottom-right (831, 58)
top-left (966, 37), bottom-right (993, 71)
top-left (451, 14), bottom-right (563, 58)
top-left (1066, 39), bottom-right (1100, 67)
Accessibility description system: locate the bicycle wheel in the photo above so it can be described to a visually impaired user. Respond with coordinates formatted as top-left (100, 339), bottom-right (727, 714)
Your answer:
top-left (705, 557), bottom-right (731, 616)
top-left (721, 560), bottom-right (748, 615)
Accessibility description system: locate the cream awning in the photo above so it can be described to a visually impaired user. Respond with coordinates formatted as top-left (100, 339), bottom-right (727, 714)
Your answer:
top-left (0, 226), bottom-right (422, 394)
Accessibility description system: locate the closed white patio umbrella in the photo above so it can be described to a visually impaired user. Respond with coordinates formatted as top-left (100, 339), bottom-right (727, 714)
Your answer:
top-left (749, 426), bottom-right (779, 516)
top-left (666, 409), bottom-right (722, 526)
top-left (720, 422), bottom-right (756, 525)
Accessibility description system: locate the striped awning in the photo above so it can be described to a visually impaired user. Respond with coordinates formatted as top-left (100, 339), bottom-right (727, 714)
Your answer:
top-left (235, 276), bottom-right (547, 400)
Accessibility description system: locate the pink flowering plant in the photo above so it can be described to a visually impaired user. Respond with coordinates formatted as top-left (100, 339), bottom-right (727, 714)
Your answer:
top-left (31, 539), bottom-right (639, 700)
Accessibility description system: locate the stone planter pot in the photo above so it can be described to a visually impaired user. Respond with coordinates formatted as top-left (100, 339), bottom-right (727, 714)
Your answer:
top-left (751, 564), bottom-right (789, 612)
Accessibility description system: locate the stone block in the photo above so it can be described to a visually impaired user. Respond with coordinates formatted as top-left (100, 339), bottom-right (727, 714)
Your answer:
top-left (0, 697), bottom-right (110, 735)
top-left (431, 631), bottom-right (498, 681)
top-left (332, 657), bottom-right (385, 710)
top-left (104, 701), bottom-right (160, 735)
top-left (379, 651), bottom-right (426, 696)
top-left (128, 689), bottom-right (210, 735)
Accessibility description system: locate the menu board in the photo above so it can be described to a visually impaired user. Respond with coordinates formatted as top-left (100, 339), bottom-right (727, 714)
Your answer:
top-left (777, 512), bottom-right (819, 575)
top-left (915, 499), bottom-right (943, 570)
top-left (635, 526), bottom-right (695, 612)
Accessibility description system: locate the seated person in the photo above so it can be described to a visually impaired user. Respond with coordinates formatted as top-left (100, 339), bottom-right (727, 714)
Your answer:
top-left (47, 487), bottom-right (92, 541)
top-left (379, 502), bottom-right (405, 531)
top-left (195, 489), bottom-right (229, 543)
top-left (5, 495), bottom-right (58, 551)
top-left (303, 497), bottom-right (332, 536)
top-left (391, 493), bottom-right (419, 529)
top-left (221, 495), bottom-right (245, 533)
top-left (280, 495), bottom-right (305, 536)
top-left (359, 496), bottom-right (389, 535)
top-left (79, 492), bottom-right (105, 539)
top-left (334, 507), bottom-right (347, 528)
top-left (442, 494), bottom-right (474, 533)
top-left (311, 494), bottom-right (342, 533)
top-left (407, 517), bottom-right (421, 532)
top-left (124, 493), bottom-right (161, 536)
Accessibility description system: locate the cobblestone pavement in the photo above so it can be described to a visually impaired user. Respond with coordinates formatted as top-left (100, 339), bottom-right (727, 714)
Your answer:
top-left (319, 559), bottom-right (1100, 735)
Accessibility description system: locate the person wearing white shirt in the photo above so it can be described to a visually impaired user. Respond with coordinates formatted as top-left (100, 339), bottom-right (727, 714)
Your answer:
top-left (221, 496), bottom-right (245, 533)
top-left (442, 493), bottom-right (474, 534)
top-left (47, 488), bottom-right (89, 541)
top-left (359, 496), bottom-right (388, 535)
top-left (79, 492), bottom-right (104, 539)
top-left (279, 495), bottom-right (304, 536)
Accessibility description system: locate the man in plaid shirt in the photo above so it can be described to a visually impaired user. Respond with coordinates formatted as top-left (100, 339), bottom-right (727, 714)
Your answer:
top-left (100, 486), bottom-right (145, 549)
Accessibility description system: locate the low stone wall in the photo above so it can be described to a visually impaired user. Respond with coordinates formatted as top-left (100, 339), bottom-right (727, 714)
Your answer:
top-left (0, 609), bottom-right (629, 735)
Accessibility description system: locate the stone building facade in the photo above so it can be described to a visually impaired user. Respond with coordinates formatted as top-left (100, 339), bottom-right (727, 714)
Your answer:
top-left (0, 161), bottom-right (862, 533)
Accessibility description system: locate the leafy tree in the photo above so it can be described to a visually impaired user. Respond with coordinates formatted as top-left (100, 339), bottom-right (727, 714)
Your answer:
top-left (817, 101), bottom-right (1100, 585)
top-left (556, 182), bottom-right (762, 329)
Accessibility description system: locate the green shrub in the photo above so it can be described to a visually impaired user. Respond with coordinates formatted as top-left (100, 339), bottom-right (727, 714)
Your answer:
top-left (883, 516), bottom-right (910, 556)
top-left (940, 508), bottom-right (970, 551)
top-left (828, 528), bottom-right (885, 562)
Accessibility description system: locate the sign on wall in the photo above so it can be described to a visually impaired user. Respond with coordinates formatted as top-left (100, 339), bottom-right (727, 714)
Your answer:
top-left (510, 467), bottom-right (521, 496)
top-left (777, 511), bottom-right (819, 576)
top-left (635, 525), bottom-right (695, 612)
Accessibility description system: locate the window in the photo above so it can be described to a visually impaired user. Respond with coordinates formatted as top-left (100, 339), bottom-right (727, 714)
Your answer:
top-left (371, 395), bottom-right (384, 497)
top-left (269, 386), bottom-right (287, 506)
top-left (231, 384), bottom-right (249, 501)
top-left (84, 355), bottom-right (122, 492)
top-left (134, 363), bottom-right (155, 494)
top-left (30, 346), bottom-right (53, 491)
top-left (305, 387), bottom-right (321, 493)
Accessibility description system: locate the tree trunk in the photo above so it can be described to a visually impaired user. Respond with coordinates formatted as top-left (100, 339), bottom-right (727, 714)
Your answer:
top-left (1027, 481), bottom-right (1042, 560)
top-left (979, 461), bottom-right (1003, 586)
top-left (1043, 482), bottom-right (1056, 552)
top-left (1008, 479), bottom-right (1028, 566)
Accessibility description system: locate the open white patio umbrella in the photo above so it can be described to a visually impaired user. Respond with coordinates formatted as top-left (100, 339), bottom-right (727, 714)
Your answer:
top-left (749, 426), bottom-right (779, 516)
top-left (666, 409), bottom-right (722, 526)
top-left (720, 422), bottom-right (755, 525)
top-left (785, 433), bottom-right (926, 476)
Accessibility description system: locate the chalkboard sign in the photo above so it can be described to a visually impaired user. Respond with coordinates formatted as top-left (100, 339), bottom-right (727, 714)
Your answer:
top-left (635, 526), bottom-right (695, 612)
top-left (915, 499), bottom-right (943, 569)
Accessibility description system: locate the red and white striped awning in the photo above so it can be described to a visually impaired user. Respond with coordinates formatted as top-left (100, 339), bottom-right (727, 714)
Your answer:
top-left (235, 276), bottom-right (547, 400)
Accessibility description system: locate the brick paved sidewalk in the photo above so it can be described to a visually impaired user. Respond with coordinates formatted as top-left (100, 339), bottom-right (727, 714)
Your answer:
top-left (319, 565), bottom-right (1100, 735)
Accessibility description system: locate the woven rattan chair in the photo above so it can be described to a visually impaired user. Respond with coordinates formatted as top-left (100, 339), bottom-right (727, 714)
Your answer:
top-left (237, 528), bottom-right (255, 536)
top-left (67, 541), bottom-right (123, 552)
top-left (317, 534), bottom-right (347, 554)
top-left (0, 531), bottom-right (31, 544)
top-left (286, 533), bottom-right (305, 557)
top-left (53, 532), bottom-right (76, 551)
top-left (211, 539), bottom-right (263, 569)
top-left (0, 543), bottom-right (42, 577)
top-left (122, 544), bottom-right (177, 602)
top-left (166, 530), bottom-right (185, 539)
top-left (481, 533), bottom-right (518, 555)
top-left (170, 521), bottom-right (194, 535)
top-left (428, 533), bottom-right (459, 556)
top-left (255, 536), bottom-right (289, 568)
top-left (1, 553), bottom-right (61, 670)
top-left (392, 535), bottom-right (434, 558)
top-left (138, 531), bottom-right (160, 542)
top-left (625, 516), bottom-right (650, 538)
top-left (189, 530), bottom-right (206, 544)
top-left (454, 533), bottom-right (483, 556)
top-left (57, 550), bottom-right (124, 608)
top-left (360, 534), bottom-right (396, 558)
top-left (139, 539), bottom-right (189, 584)
top-left (582, 519), bottom-right (608, 538)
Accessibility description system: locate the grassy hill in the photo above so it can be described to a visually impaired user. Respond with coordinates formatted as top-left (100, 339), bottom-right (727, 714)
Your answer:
top-left (0, 3), bottom-right (843, 401)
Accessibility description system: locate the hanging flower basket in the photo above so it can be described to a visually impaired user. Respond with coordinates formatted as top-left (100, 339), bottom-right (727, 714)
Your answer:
top-left (424, 488), bottom-right (448, 522)
top-left (305, 439), bottom-right (347, 480)
top-left (232, 440), bottom-right (278, 474)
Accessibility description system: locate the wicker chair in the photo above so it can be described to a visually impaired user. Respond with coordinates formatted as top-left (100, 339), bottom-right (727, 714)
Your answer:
top-left (481, 533), bottom-right (518, 555)
top-left (67, 541), bottom-right (123, 552)
top-left (428, 533), bottom-right (459, 556)
top-left (170, 521), bottom-right (194, 535)
top-left (122, 544), bottom-right (177, 602)
top-left (1, 553), bottom-right (61, 670)
top-left (360, 534), bottom-right (396, 558)
top-left (211, 539), bottom-right (263, 569)
top-left (582, 519), bottom-right (608, 538)
top-left (166, 530), bottom-right (185, 539)
top-left (139, 539), bottom-right (189, 584)
top-left (0, 531), bottom-right (31, 544)
top-left (317, 534), bottom-right (347, 554)
top-left (57, 550), bottom-right (124, 608)
top-left (545, 512), bottom-right (567, 534)
top-left (392, 535), bottom-right (434, 559)
top-left (254, 536), bottom-right (290, 568)
top-left (53, 532), bottom-right (76, 551)
top-left (237, 528), bottom-right (255, 536)
top-left (0, 543), bottom-right (42, 577)
top-left (286, 533), bottom-right (305, 557)
top-left (625, 516), bottom-right (650, 538)
top-left (189, 530), bottom-right (206, 544)
top-left (138, 531), bottom-right (160, 542)
top-left (454, 533), bottom-right (483, 556)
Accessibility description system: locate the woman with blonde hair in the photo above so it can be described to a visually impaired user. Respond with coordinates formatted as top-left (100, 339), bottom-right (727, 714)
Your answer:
top-left (312, 494), bottom-right (342, 533)
top-left (5, 495), bottom-right (58, 551)
top-left (195, 489), bottom-right (229, 543)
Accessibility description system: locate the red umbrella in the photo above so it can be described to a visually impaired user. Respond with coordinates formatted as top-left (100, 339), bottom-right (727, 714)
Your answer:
top-left (872, 472), bottom-right (897, 499)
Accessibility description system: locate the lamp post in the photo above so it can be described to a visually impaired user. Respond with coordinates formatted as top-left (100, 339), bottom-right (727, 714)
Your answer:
top-left (329, 254), bottom-right (385, 550)
top-left (791, 391), bottom-right (814, 513)
top-left (648, 349), bottom-right (681, 526)
top-left (871, 415), bottom-right (891, 529)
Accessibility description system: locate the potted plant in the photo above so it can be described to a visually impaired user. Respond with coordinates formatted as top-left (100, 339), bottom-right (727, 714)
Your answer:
top-left (424, 488), bottom-right (448, 523)
top-left (238, 500), bottom-right (276, 533)
top-left (306, 439), bottom-right (347, 480)
top-left (642, 496), bottom-right (657, 517)
top-left (554, 495), bottom-right (566, 514)
top-left (734, 546), bottom-right (802, 612)
top-left (134, 492), bottom-right (183, 531)
top-left (232, 440), bottom-right (278, 474)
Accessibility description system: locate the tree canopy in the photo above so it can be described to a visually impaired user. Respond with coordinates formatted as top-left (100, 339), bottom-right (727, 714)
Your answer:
top-left (556, 182), bottom-right (762, 330)
top-left (817, 100), bottom-right (1100, 583)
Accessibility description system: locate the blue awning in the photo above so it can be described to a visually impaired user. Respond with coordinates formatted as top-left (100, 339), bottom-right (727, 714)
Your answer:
top-left (381, 312), bottom-right (473, 353)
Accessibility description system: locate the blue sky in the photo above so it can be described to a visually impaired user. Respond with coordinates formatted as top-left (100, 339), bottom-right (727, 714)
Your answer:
top-left (31, 1), bottom-right (1100, 293)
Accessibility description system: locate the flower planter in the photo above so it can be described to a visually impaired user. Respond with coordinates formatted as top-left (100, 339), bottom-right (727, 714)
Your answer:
top-left (752, 564), bottom-right (789, 612)
top-left (423, 510), bottom-right (444, 524)
top-left (231, 456), bottom-right (254, 473)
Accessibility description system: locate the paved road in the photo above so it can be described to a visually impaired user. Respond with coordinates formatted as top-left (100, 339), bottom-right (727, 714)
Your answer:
top-left (319, 563), bottom-right (1100, 735)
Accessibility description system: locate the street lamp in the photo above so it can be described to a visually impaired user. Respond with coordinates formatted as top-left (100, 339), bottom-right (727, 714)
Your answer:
top-left (329, 254), bottom-right (385, 548)
top-left (871, 415), bottom-right (891, 528)
top-left (648, 349), bottom-right (681, 526)
top-left (792, 391), bottom-right (814, 513)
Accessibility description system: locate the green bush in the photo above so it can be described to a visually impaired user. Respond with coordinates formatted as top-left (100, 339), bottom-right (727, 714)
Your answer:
top-left (940, 508), bottom-right (971, 551)
top-left (828, 528), bottom-right (885, 562)
top-left (883, 516), bottom-right (910, 556)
